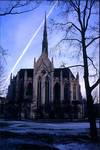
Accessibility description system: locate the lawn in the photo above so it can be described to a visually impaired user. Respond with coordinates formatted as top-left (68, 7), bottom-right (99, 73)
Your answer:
top-left (0, 119), bottom-right (100, 150)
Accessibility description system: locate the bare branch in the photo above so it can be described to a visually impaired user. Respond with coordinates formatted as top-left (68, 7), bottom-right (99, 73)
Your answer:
top-left (0, 1), bottom-right (40, 16)
top-left (85, 0), bottom-right (95, 31)
top-left (67, 22), bottom-right (81, 32)
top-left (50, 20), bottom-right (81, 32)
top-left (89, 73), bottom-right (98, 77)
top-left (0, 2), bottom-right (19, 16)
top-left (9, 8), bottom-right (38, 15)
top-left (60, 62), bottom-right (84, 69)
top-left (86, 36), bottom-right (100, 47)
top-left (77, 5), bottom-right (83, 30)
top-left (83, 0), bottom-right (89, 28)
top-left (57, 38), bottom-right (82, 47)
top-left (87, 56), bottom-right (98, 74)
top-left (66, 64), bottom-right (84, 68)
top-left (68, 0), bottom-right (78, 12)
top-left (14, 1), bottom-right (30, 8)
top-left (90, 78), bottom-right (100, 91)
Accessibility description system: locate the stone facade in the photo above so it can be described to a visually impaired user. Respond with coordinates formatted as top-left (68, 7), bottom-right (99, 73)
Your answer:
top-left (7, 15), bottom-right (83, 119)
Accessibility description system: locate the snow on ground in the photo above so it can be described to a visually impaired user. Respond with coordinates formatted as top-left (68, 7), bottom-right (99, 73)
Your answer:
top-left (0, 119), bottom-right (100, 150)
top-left (55, 143), bottom-right (100, 150)
top-left (0, 120), bottom-right (90, 135)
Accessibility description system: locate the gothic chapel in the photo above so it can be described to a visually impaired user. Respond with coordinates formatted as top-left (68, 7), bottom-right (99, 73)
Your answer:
top-left (7, 14), bottom-right (82, 119)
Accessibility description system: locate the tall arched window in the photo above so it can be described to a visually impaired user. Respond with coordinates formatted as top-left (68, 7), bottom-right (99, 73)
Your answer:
top-left (26, 82), bottom-right (33, 96)
top-left (37, 76), bottom-right (41, 109)
top-left (45, 76), bottom-right (49, 112)
top-left (45, 76), bottom-right (49, 104)
top-left (54, 82), bottom-right (61, 110)
top-left (73, 84), bottom-right (76, 100)
top-left (64, 83), bottom-right (70, 104)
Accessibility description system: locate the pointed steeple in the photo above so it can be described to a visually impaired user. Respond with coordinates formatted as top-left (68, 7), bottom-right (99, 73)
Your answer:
top-left (42, 12), bottom-right (48, 56)
top-left (10, 73), bottom-right (12, 83)
top-left (76, 72), bottom-right (79, 81)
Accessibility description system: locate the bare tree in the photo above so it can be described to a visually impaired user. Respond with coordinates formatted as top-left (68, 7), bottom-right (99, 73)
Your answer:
top-left (0, 0), bottom-right (41, 16)
top-left (50, 0), bottom-right (100, 140)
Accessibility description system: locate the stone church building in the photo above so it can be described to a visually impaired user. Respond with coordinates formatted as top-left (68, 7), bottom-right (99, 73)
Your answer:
top-left (7, 15), bottom-right (82, 119)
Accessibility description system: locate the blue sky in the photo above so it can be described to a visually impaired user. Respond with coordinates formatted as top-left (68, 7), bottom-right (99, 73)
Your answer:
top-left (1, 1), bottom-right (64, 72)
top-left (0, 1), bottom-right (99, 98)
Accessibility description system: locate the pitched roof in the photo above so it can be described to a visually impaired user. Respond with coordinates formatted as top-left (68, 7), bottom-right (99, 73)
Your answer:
top-left (54, 68), bottom-right (75, 79)
top-left (19, 69), bottom-right (33, 78)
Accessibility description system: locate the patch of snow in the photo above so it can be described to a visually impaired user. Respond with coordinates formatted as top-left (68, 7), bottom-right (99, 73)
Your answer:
top-left (54, 143), bottom-right (100, 150)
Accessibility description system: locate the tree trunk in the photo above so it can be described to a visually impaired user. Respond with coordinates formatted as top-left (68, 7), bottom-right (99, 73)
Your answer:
top-left (85, 86), bottom-right (98, 140)
top-left (82, 31), bottom-right (98, 140)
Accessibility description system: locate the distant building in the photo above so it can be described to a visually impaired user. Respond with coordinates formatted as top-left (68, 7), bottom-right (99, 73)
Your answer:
top-left (7, 15), bottom-right (83, 120)
top-left (0, 96), bottom-right (5, 118)
top-left (94, 103), bottom-right (100, 118)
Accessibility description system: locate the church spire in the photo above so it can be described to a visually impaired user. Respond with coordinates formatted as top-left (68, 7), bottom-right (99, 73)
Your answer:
top-left (42, 12), bottom-right (48, 56)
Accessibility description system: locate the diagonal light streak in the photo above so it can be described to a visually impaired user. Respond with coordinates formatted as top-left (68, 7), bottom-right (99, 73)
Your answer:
top-left (4, 1), bottom-right (58, 85)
